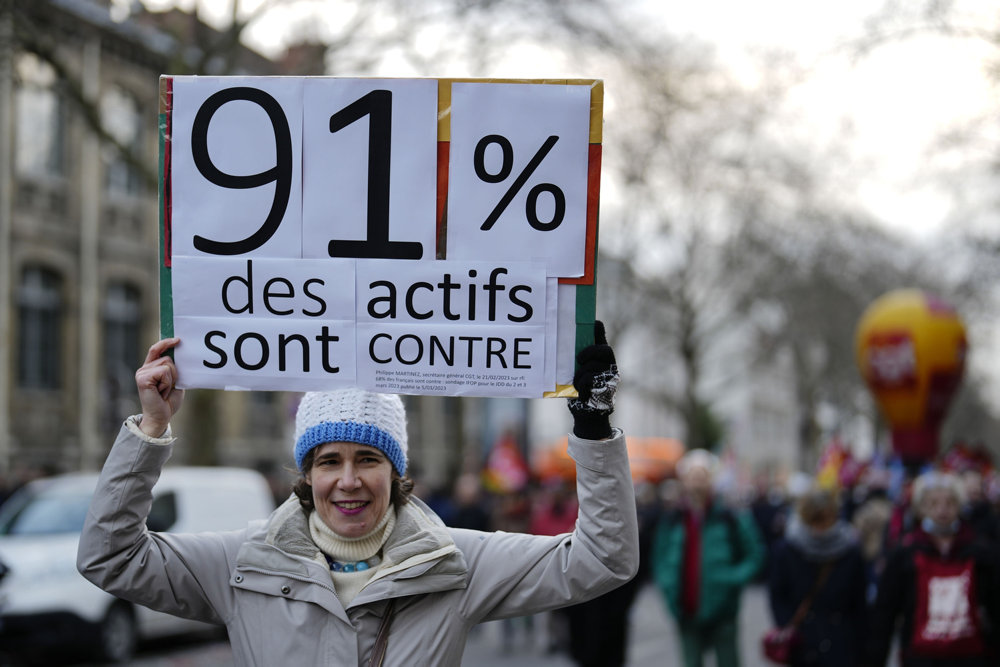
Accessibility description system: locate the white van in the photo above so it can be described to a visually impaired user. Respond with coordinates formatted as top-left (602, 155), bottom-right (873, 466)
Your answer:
top-left (0, 466), bottom-right (276, 663)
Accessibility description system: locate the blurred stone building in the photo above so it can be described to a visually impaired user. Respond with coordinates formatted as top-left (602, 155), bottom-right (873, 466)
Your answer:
top-left (0, 1), bottom-right (466, 492)
top-left (0, 0), bottom-right (297, 480)
top-left (0, 0), bottom-right (546, 495)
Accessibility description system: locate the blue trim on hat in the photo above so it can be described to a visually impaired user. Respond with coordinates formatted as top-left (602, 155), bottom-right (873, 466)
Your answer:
top-left (295, 421), bottom-right (407, 476)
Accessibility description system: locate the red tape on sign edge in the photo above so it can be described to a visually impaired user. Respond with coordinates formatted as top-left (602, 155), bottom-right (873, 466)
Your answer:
top-left (164, 77), bottom-right (173, 268)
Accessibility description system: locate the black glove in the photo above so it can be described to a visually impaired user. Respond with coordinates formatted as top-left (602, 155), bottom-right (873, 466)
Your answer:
top-left (568, 320), bottom-right (619, 440)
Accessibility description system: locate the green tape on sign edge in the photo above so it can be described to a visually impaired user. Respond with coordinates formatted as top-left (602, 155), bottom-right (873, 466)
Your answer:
top-left (575, 283), bottom-right (596, 358)
top-left (574, 208), bottom-right (599, 363)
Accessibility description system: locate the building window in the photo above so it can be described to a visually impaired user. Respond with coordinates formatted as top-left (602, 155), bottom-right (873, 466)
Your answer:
top-left (14, 53), bottom-right (65, 179)
top-left (102, 86), bottom-right (143, 198)
top-left (18, 267), bottom-right (63, 389)
top-left (103, 282), bottom-right (142, 386)
top-left (102, 283), bottom-right (142, 433)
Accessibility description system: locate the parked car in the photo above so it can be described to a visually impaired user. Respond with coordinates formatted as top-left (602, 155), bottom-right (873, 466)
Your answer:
top-left (0, 466), bottom-right (276, 663)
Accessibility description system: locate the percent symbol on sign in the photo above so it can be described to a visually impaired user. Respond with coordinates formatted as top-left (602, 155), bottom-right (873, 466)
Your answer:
top-left (474, 134), bottom-right (565, 232)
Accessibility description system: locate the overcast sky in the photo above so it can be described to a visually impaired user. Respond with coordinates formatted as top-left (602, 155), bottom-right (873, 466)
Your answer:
top-left (137, 0), bottom-right (999, 239)
top-left (647, 0), bottom-right (998, 239)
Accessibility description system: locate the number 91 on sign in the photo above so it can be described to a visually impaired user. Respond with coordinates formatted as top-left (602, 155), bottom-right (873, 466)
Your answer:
top-left (167, 77), bottom-right (595, 279)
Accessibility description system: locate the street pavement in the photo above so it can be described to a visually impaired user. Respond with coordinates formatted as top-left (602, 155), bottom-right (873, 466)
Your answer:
top-left (128, 582), bottom-right (775, 666)
top-left (461, 582), bottom-right (773, 667)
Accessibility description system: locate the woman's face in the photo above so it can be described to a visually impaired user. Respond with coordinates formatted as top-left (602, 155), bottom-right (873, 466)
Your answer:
top-left (921, 487), bottom-right (960, 528)
top-left (306, 442), bottom-right (393, 538)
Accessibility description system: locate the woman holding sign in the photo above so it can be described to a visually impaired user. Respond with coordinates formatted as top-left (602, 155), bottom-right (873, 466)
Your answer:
top-left (77, 323), bottom-right (637, 665)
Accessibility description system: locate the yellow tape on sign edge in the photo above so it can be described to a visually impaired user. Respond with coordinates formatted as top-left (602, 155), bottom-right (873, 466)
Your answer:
top-left (544, 384), bottom-right (579, 398)
top-left (437, 79), bottom-right (603, 143)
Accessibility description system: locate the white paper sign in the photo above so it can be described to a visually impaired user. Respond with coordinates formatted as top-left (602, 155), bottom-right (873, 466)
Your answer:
top-left (174, 316), bottom-right (357, 390)
top-left (446, 83), bottom-right (591, 278)
top-left (301, 79), bottom-right (437, 260)
top-left (171, 256), bottom-right (355, 319)
top-left (352, 259), bottom-right (549, 394)
top-left (355, 259), bottom-right (547, 326)
top-left (165, 76), bottom-right (599, 397)
top-left (171, 77), bottom-right (304, 258)
top-left (544, 278), bottom-right (559, 390)
top-left (171, 256), bottom-right (357, 390)
top-left (359, 323), bottom-right (546, 396)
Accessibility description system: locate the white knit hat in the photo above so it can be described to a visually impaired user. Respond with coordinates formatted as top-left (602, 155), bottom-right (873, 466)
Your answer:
top-left (293, 389), bottom-right (408, 475)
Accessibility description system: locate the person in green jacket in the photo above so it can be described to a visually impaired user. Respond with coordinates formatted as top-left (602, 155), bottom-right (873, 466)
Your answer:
top-left (653, 449), bottom-right (765, 667)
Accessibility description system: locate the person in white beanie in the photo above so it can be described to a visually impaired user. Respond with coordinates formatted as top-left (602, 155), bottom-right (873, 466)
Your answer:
top-left (77, 322), bottom-right (639, 666)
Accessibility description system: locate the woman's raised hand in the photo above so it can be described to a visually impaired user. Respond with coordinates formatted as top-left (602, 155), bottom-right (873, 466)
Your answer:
top-left (134, 338), bottom-right (184, 437)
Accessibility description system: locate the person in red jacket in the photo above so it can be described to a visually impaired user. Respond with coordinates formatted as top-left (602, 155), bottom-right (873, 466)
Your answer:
top-left (865, 470), bottom-right (1000, 667)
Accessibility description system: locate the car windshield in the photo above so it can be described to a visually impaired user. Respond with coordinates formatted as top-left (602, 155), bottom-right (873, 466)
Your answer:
top-left (0, 489), bottom-right (94, 535)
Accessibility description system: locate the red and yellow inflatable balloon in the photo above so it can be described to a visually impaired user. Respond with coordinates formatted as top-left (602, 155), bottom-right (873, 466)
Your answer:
top-left (855, 290), bottom-right (967, 464)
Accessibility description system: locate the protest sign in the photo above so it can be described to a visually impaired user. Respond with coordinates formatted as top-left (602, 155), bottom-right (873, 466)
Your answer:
top-left (159, 77), bottom-right (602, 397)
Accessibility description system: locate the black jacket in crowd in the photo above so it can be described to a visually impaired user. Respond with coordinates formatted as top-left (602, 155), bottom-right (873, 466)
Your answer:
top-left (768, 537), bottom-right (867, 666)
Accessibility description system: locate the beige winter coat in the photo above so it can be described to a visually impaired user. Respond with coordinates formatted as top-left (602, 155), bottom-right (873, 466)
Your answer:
top-left (77, 425), bottom-right (639, 666)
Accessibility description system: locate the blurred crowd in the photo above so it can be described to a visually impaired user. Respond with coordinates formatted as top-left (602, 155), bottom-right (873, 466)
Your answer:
top-left (409, 437), bottom-right (1000, 667)
top-left (5, 436), bottom-right (999, 667)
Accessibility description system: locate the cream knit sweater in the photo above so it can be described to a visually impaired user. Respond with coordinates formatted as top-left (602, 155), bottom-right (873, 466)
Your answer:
top-left (309, 507), bottom-right (396, 606)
